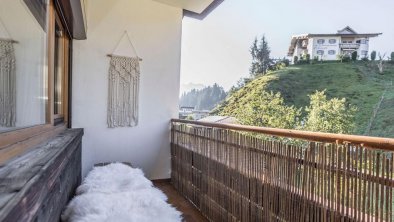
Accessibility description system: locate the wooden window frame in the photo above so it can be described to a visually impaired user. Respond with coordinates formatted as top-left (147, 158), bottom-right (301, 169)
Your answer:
top-left (0, 0), bottom-right (71, 165)
top-left (53, 8), bottom-right (70, 125)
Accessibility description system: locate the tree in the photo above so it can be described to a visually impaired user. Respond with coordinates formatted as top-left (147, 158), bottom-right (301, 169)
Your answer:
top-left (303, 90), bottom-right (357, 134)
top-left (236, 91), bottom-right (301, 129)
top-left (377, 53), bottom-right (386, 74)
top-left (282, 57), bottom-right (290, 66)
top-left (180, 84), bottom-right (227, 110)
top-left (293, 56), bottom-right (298, 64)
top-left (249, 35), bottom-right (272, 77)
top-left (371, 51), bottom-right (377, 61)
top-left (351, 51), bottom-right (358, 61)
top-left (306, 54), bottom-right (311, 63)
top-left (337, 52), bottom-right (345, 63)
top-left (391, 52), bottom-right (394, 63)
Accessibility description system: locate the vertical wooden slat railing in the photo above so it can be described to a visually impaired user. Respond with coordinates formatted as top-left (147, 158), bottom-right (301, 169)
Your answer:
top-left (170, 119), bottom-right (394, 222)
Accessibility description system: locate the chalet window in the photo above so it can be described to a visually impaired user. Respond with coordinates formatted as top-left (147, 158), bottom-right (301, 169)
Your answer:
top-left (328, 50), bottom-right (336, 55)
top-left (317, 50), bottom-right (324, 55)
top-left (317, 39), bottom-right (325, 44)
top-left (329, 39), bottom-right (336, 44)
top-left (360, 39), bottom-right (367, 44)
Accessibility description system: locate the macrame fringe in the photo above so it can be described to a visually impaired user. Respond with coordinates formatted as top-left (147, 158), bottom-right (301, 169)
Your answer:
top-left (0, 39), bottom-right (16, 127)
top-left (107, 55), bottom-right (140, 128)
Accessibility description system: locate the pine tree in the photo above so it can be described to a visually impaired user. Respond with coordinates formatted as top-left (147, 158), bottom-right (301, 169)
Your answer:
top-left (371, 51), bottom-right (377, 61)
top-left (179, 84), bottom-right (227, 110)
top-left (249, 35), bottom-right (272, 77)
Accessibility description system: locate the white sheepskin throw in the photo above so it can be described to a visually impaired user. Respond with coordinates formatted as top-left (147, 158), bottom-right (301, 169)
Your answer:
top-left (61, 163), bottom-right (182, 222)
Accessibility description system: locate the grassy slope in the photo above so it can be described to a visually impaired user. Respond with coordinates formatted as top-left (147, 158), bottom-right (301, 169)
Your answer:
top-left (215, 62), bottom-right (394, 137)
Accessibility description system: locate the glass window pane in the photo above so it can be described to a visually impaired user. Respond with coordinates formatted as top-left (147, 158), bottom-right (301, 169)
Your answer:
top-left (0, 0), bottom-right (48, 132)
top-left (328, 50), bottom-right (336, 55)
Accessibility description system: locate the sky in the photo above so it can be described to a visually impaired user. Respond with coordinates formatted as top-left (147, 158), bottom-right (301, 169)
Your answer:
top-left (180, 0), bottom-right (394, 91)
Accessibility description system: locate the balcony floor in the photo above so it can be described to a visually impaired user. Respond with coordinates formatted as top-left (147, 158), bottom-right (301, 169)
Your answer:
top-left (153, 180), bottom-right (207, 222)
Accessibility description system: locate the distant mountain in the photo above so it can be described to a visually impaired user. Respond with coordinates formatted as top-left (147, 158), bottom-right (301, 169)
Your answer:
top-left (180, 83), bottom-right (205, 95)
top-left (180, 83), bottom-right (227, 111)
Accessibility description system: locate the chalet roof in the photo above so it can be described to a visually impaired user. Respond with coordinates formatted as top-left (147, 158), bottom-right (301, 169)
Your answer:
top-left (337, 26), bottom-right (357, 34)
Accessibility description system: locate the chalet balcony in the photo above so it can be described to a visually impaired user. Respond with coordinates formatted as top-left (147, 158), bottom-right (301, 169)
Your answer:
top-left (339, 43), bottom-right (360, 49)
top-left (170, 119), bottom-right (394, 222)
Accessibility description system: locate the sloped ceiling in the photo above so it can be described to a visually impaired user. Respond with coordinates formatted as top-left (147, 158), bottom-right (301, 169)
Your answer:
top-left (152, 0), bottom-right (214, 14)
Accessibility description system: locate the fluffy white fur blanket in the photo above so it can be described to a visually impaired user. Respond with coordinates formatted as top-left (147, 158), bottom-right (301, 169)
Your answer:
top-left (61, 163), bottom-right (182, 222)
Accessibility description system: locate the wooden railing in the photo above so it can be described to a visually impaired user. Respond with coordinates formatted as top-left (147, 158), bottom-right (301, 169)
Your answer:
top-left (170, 119), bottom-right (394, 222)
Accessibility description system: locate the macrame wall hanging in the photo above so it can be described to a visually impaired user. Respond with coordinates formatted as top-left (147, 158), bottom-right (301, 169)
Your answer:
top-left (0, 17), bottom-right (17, 127)
top-left (107, 31), bottom-right (142, 128)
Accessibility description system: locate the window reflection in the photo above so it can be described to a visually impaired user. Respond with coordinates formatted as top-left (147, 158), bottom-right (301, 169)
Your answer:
top-left (0, 0), bottom-right (48, 132)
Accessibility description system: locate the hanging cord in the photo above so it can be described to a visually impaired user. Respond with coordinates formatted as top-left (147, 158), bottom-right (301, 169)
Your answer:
top-left (0, 16), bottom-right (18, 44)
top-left (107, 31), bottom-right (142, 61)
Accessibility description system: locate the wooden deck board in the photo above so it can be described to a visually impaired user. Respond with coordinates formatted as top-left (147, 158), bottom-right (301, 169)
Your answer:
top-left (153, 180), bottom-right (208, 222)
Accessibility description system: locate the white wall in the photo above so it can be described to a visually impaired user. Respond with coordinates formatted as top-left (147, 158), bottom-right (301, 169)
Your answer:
top-left (72, 0), bottom-right (182, 179)
top-left (356, 38), bottom-right (370, 58)
top-left (311, 36), bottom-right (340, 60)
top-left (0, 0), bottom-right (47, 131)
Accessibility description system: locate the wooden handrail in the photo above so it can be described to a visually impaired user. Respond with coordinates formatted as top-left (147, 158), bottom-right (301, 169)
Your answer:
top-left (171, 119), bottom-right (394, 151)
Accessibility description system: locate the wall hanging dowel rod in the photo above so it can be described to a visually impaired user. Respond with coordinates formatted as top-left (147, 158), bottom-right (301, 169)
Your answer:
top-left (106, 54), bottom-right (142, 61)
top-left (0, 38), bottom-right (18, 44)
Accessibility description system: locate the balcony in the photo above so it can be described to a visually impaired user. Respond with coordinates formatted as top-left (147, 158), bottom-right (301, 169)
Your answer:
top-left (170, 119), bottom-right (394, 221)
top-left (340, 43), bottom-right (360, 49)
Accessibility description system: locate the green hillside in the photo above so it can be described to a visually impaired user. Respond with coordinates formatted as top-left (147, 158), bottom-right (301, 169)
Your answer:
top-left (214, 62), bottom-right (394, 137)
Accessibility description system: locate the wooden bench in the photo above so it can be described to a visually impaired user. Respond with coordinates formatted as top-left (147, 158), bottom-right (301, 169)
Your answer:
top-left (0, 129), bottom-right (83, 222)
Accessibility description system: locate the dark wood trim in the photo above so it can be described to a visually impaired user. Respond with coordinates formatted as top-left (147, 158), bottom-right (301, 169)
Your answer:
top-left (54, 0), bottom-right (87, 39)
top-left (151, 178), bottom-right (171, 183)
top-left (23, 0), bottom-right (47, 31)
top-left (94, 162), bottom-right (133, 167)
top-left (54, 0), bottom-right (72, 39)
top-left (171, 119), bottom-right (394, 151)
top-left (183, 0), bottom-right (224, 20)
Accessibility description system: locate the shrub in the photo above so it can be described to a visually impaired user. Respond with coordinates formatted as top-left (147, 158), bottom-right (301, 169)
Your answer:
top-left (303, 90), bottom-right (357, 134)
top-left (342, 55), bottom-right (351, 62)
top-left (337, 53), bottom-right (345, 63)
top-left (306, 54), bottom-right (311, 63)
top-left (351, 51), bottom-right (358, 61)
top-left (371, 51), bottom-right (377, 61)
top-left (391, 52), bottom-right (394, 63)
top-left (283, 59), bottom-right (290, 67)
top-left (235, 91), bottom-right (301, 130)
top-left (361, 57), bottom-right (369, 62)
top-left (293, 56), bottom-right (298, 64)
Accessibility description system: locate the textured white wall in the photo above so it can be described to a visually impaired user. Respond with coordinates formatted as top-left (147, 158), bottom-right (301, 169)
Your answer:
top-left (72, 0), bottom-right (182, 179)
